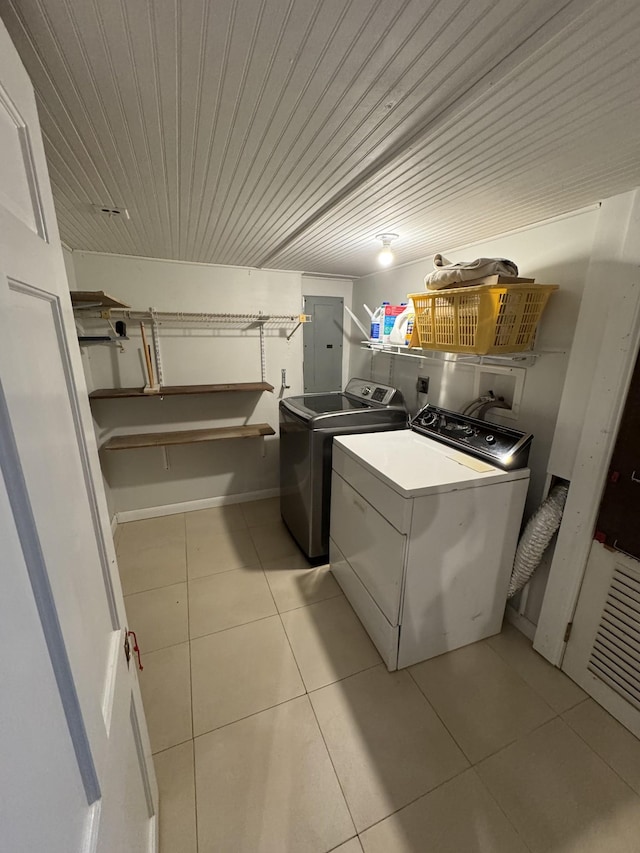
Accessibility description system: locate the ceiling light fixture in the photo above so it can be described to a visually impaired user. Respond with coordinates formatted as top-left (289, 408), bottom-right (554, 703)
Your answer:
top-left (376, 233), bottom-right (398, 267)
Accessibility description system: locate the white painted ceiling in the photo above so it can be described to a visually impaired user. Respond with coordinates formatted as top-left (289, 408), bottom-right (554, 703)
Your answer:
top-left (1, 0), bottom-right (639, 276)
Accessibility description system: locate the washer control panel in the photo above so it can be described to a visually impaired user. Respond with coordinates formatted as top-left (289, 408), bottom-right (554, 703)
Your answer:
top-left (411, 404), bottom-right (532, 469)
top-left (344, 377), bottom-right (405, 409)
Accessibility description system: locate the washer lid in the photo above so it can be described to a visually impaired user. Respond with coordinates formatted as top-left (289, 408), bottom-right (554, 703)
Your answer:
top-left (334, 430), bottom-right (529, 498)
top-left (296, 394), bottom-right (370, 414)
top-left (280, 378), bottom-right (407, 426)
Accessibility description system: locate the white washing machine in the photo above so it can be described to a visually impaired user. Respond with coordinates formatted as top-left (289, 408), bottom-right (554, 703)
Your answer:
top-left (329, 404), bottom-right (532, 670)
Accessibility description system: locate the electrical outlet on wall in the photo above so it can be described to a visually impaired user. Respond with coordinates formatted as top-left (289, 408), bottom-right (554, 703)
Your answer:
top-left (417, 376), bottom-right (429, 394)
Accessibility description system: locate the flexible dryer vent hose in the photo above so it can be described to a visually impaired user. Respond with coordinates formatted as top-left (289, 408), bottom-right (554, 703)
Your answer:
top-left (508, 483), bottom-right (569, 599)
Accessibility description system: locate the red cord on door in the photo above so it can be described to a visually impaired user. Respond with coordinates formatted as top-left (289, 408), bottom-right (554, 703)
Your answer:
top-left (127, 630), bottom-right (143, 671)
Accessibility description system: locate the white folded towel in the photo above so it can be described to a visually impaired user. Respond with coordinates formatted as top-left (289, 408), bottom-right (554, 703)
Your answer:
top-left (425, 255), bottom-right (519, 290)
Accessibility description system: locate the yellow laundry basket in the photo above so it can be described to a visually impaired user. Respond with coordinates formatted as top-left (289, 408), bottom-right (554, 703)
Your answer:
top-left (408, 284), bottom-right (558, 355)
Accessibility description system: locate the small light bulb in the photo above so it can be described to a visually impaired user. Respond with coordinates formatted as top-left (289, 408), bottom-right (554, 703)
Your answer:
top-left (378, 247), bottom-right (394, 267)
top-left (375, 233), bottom-right (398, 267)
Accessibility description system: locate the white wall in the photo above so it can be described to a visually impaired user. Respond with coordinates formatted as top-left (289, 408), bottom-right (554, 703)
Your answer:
top-left (351, 206), bottom-right (600, 626)
top-left (62, 245), bottom-right (77, 290)
top-left (68, 252), bottom-right (340, 515)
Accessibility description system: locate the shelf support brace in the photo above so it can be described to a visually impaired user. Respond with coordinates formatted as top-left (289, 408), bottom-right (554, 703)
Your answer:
top-left (286, 321), bottom-right (303, 342)
top-left (258, 312), bottom-right (266, 383)
top-left (150, 307), bottom-right (164, 387)
top-left (160, 446), bottom-right (170, 470)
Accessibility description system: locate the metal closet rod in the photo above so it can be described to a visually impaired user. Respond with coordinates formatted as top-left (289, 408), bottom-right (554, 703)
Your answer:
top-left (106, 309), bottom-right (306, 324)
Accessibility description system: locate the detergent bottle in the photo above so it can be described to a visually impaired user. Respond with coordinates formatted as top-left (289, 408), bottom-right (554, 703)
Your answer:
top-left (370, 302), bottom-right (388, 342)
top-left (382, 303), bottom-right (407, 343)
top-left (389, 299), bottom-right (415, 346)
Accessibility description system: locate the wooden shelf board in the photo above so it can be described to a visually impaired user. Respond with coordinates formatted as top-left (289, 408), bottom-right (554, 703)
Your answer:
top-left (103, 423), bottom-right (275, 451)
top-left (71, 290), bottom-right (130, 309)
top-left (89, 382), bottom-right (274, 399)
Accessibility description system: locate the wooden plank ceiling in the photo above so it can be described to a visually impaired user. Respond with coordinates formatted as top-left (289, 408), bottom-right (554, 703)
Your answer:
top-left (1, 0), bottom-right (639, 276)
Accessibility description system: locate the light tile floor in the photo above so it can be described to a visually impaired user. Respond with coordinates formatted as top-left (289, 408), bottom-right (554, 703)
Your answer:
top-left (116, 498), bottom-right (640, 853)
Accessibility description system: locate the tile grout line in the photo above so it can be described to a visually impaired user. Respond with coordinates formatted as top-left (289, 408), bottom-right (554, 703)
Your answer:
top-left (473, 713), bottom-right (562, 770)
top-left (190, 737), bottom-right (199, 853)
top-left (561, 709), bottom-right (640, 801)
top-left (259, 552), bottom-right (281, 612)
top-left (405, 663), bottom-right (561, 768)
top-left (186, 517), bottom-right (308, 743)
top-left (124, 579), bottom-right (186, 603)
top-left (559, 694), bottom-right (590, 713)
top-left (187, 562), bottom-right (260, 582)
top-left (124, 501), bottom-right (291, 853)
top-left (405, 666), bottom-right (477, 766)
top-left (279, 636), bottom-right (481, 840)
top-left (326, 835), bottom-right (362, 852)
top-left (150, 734), bottom-right (195, 758)
top-left (184, 513), bottom-right (199, 853)
top-left (306, 661), bottom-right (385, 696)
top-left (189, 660), bottom-right (387, 743)
top-left (123, 574), bottom-right (189, 597)
top-left (486, 632), bottom-right (587, 712)
top-left (404, 644), bottom-right (559, 765)
top-left (190, 610), bottom-right (280, 643)
top-left (352, 762), bottom-right (472, 840)
top-left (118, 514), bottom-right (187, 595)
top-left (276, 588), bottom-right (343, 614)
top-left (480, 641), bottom-right (557, 718)
top-left (307, 687), bottom-right (359, 840)
top-left (270, 573), bottom-right (360, 839)
top-left (124, 533), bottom-right (281, 593)
top-left (126, 517), bottom-right (296, 594)
top-left (467, 766), bottom-right (535, 853)
top-left (257, 548), bottom-right (344, 615)
top-left (192, 691), bottom-right (306, 743)
top-left (272, 579), bottom-right (308, 693)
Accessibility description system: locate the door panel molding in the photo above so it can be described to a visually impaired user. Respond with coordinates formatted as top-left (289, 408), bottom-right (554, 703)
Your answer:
top-left (9, 277), bottom-right (119, 629)
top-left (0, 380), bottom-right (100, 804)
top-left (0, 81), bottom-right (47, 240)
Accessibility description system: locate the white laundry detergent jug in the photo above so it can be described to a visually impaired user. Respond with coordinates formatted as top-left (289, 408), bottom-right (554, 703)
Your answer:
top-left (369, 302), bottom-right (389, 342)
top-left (389, 299), bottom-right (415, 346)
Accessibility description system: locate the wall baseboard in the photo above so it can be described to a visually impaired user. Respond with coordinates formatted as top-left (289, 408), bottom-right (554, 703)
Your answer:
top-left (504, 604), bottom-right (537, 642)
top-left (115, 488), bottom-right (281, 524)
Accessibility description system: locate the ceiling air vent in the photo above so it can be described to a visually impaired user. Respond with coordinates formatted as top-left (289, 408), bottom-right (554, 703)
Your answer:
top-left (92, 204), bottom-right (130, 219)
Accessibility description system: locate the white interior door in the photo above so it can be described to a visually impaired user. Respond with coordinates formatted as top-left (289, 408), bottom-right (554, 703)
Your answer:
top-left (0, 19), bottom-right (157, 853)
top-left (563, 542), bottom-right (640, 739)
top-left (562, 330), bottom-right (640, 738)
